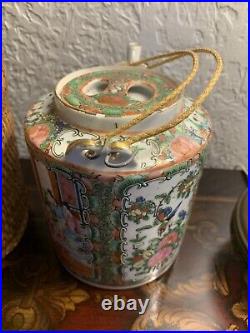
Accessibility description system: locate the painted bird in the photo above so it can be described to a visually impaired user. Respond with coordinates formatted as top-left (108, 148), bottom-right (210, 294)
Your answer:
top-left (158, 201), bottom-right (182, 236)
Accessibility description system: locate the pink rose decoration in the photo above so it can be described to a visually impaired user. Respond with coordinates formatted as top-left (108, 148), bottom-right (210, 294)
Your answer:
top-left (171, 136), bottom-right (200, 162)
top-left (148, 246), bottom-right (172, 267)
top-left (158, 232), bottom-right (178, 249)
top-left (28, 124), bottom-right (50, 147)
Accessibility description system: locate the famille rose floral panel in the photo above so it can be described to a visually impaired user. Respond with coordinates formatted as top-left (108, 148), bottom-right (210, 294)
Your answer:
top-left (32, 154), bottom-right (203, 289)
top-left (121, 162), bottom-right (200, 283)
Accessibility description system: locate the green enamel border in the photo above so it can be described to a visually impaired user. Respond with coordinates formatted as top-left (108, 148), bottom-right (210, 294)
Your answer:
top-left (61, 69), bottom-right (173, 116)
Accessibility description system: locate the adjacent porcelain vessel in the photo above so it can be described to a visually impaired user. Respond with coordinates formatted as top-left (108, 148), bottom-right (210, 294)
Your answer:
top-left (24, 56), bottom-right (214, 289)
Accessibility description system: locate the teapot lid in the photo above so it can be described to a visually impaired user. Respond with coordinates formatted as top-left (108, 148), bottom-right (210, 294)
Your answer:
top-left (54, 65), bottom-right (183, 134)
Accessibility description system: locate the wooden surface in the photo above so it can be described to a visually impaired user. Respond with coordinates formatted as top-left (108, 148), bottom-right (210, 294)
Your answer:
top-left (3, 160), bottom-right (248, 331)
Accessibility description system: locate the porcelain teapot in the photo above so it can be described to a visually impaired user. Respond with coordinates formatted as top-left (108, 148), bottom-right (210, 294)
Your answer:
top-left (24, 45), bottom-right (222, 289)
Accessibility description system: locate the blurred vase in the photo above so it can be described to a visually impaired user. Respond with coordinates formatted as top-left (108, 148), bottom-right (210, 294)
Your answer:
top-left (2, 61), bottom-right (28, 258)
top-left (231, 189), bottom-right (248, 263)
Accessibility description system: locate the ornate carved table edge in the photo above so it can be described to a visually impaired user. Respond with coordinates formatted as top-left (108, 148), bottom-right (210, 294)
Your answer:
top-left (2, 159), bottom-right (248, 331)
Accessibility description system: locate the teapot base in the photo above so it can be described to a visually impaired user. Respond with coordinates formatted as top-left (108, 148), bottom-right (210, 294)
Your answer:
top-left (59, 256), bottom-right (175, 290)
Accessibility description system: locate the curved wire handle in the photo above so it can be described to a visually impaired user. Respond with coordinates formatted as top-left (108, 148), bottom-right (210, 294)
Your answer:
top-left (106, 50), bottom-right (199, 144)
top-left (65, 49), bottom-right (199, 159)
top-left (110, 48), bottom-right (223, 150)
